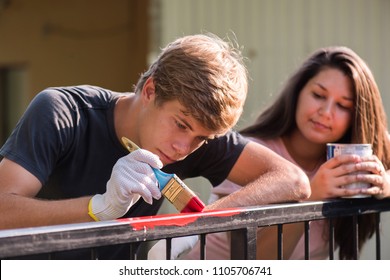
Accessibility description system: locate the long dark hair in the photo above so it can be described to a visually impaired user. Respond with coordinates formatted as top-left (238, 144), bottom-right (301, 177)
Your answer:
top-left (243, 46), bottom-right (390, 259)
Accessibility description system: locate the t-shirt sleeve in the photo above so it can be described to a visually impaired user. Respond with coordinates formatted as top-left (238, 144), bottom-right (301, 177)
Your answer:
top-left (162, 130), bottom-right (249, 186)
top-left (0, 88), bottom-right (77, 185)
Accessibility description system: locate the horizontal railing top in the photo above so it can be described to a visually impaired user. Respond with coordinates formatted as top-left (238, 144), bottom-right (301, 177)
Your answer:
top-left (1, 197), bottom-right (390, 258)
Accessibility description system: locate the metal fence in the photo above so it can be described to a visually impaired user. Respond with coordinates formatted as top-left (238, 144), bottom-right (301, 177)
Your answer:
top-left (1, 197), bottom-right (390, 260)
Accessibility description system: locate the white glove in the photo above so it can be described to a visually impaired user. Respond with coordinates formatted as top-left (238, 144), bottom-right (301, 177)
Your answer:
top-left (89, 149), bottom-right (163, 221)
top-left (148, 235), bottom-right (199, 260)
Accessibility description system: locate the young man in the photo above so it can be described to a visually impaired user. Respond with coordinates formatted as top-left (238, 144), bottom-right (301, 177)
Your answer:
top-left (0, 34), bottom-right (310, 258)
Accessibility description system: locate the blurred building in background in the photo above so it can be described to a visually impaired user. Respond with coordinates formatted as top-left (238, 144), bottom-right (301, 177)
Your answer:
top-left (0, 0), bottom-right (149, 143)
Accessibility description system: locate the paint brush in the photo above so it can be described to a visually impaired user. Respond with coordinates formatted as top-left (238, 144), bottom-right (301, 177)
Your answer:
top-left (121, 137), bottom-right (205, 213)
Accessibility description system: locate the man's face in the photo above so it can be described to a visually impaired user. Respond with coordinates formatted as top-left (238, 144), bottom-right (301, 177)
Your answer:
top-left (139, 98), bottom-right (220, 166)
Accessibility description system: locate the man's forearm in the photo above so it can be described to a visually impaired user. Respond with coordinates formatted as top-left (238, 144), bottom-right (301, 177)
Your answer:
top-left (0, 193), bottom-right (93, 230)
top-left (206, 169), bottom-right (310, 210)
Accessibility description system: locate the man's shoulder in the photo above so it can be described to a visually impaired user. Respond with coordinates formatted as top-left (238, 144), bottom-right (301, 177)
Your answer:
top-left (208, 130), bottom-right (249, 148)
top-left (40, 85), bottom-right (113, 99)
top-left (184, 130), bottom-right (249, 161)
top-left (35, 85), bottom-right (124, 109)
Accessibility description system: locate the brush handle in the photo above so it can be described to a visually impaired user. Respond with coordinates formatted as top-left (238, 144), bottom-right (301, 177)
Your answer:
top-left (121, 137), bottom-right (174, 190)
top-left (121, 137), bottom-right (140, 152)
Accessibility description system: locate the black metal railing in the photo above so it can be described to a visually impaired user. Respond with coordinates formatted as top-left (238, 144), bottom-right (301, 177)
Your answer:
top-left (1, 197), bottom-right (389, 260)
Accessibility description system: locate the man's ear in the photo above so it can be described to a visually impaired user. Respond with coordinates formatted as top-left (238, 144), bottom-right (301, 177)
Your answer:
top-left (142, 77), bottom-right (156, 102)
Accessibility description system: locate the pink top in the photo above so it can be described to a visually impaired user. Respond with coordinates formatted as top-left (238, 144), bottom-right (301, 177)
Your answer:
top-left (183, 137), bottom-right (328, 260)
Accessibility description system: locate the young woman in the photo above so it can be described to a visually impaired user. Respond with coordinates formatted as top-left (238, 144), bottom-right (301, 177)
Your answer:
top-left (182, 46), bottom-right (390, 260)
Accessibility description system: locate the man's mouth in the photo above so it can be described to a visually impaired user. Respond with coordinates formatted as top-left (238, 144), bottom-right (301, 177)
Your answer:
top-left (158, 150), bottom-right (176, 165)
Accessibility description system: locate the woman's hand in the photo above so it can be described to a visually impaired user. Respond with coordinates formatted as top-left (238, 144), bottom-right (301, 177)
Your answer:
top-left (356, 155), bottom-right (390, 199)
top-left (309, 154), bottom-right (364, 200)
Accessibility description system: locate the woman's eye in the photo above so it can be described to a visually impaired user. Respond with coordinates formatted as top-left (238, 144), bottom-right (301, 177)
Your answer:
top-left (312, 92), bottom-right (323, 99)
top-left (337, 103), bottom-right (352, 111)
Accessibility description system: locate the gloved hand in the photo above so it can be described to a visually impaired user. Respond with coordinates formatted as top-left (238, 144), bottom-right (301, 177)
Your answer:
top-left (148, 235), bottom-right (199, 260)
top-left (89, 149), bottom-right (163, 221)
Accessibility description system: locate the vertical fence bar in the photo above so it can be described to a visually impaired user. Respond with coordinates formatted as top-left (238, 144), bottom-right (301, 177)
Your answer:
top-left (90, 248), bottom-right (98, 260)
top-left (375, 213), bottom-right (381, 260)
top-left (231, 227), bottom-right (257, 260)
top-left (352, 215), bottom-right (358, 260)
top-left (277, 224), bottom-right (283, 260)
top-left (166, 238), bottom-right (172, 260)
top-left (200, 234), bottom-right (206, 260)
top-left (328, 218), bottom-right (334, 260)
top-left (304, 221), bottom-right (310, 260)
top-left (129, 244), bottom-right (137, 260)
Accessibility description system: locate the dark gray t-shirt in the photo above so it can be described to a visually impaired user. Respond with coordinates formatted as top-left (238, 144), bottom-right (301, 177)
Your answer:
top-left (0, 85), bottom-right (248, 258)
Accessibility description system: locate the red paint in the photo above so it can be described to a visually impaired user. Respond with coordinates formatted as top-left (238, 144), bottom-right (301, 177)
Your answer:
top-left (117, 207), bottom-right (242, 230)
top-left (180, 196), bottom-right (205, 213)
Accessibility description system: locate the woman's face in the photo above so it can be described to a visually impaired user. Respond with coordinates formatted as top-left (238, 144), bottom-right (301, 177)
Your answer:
top-left (295, 68), bottom-right (354, 144)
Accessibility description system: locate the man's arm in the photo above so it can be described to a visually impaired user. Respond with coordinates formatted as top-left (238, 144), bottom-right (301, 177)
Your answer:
top-left (146, 141), bottom-right (311, 260)
top-left (0, 147), bottom-right (166, 229)
top-left (0, 158), bottom-right (93, 230)
top-left (206, 141), bottom-right (311, 210)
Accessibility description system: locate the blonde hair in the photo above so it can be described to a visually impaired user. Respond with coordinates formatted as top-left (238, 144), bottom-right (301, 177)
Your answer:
top-left (135, 33), bottom-right (248, 133)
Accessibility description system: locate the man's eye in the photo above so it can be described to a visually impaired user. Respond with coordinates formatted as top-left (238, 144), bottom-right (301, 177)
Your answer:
top-left (176, 121), bottom-right (186, 130)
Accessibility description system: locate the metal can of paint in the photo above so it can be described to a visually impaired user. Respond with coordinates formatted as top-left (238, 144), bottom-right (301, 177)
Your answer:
top-left (326, 143), bottom-right (373, 198)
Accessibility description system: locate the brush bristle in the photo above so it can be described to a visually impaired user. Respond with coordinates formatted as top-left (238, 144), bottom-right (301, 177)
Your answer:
top-left (161, 175), bottom-right (205, 212)
top-left (180, 196), bottom-right (205, 213)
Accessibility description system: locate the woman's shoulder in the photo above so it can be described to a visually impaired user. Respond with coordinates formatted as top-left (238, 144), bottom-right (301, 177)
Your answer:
top-left (247, 136), bottom-right (284, 151)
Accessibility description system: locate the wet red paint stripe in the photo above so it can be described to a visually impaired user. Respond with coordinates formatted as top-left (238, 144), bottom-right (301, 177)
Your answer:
top-left (180, 196), bottom-right (205, 213)
top-left (117, 208), bottom-right (242, 230)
